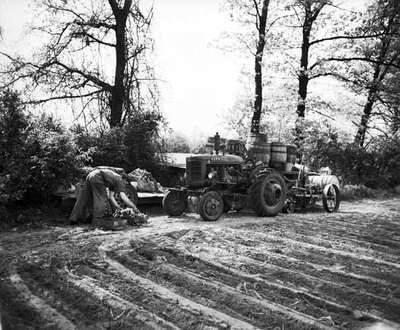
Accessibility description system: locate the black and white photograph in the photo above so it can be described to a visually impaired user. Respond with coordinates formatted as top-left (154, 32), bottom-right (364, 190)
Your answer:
top-left (0, 0), bottom-right (399, 329)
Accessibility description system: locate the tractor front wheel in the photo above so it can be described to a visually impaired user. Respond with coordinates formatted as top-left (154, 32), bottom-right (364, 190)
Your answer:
top-left (199, 191), bottom-right (224, 221)
top-left (163, 190), bottom-right (187, 216)
top-left (250, 173), bottom-right (286, 216)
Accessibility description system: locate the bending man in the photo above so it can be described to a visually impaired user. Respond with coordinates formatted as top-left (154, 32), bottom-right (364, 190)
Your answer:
top-left (69, 168), bottom-right (137, 224)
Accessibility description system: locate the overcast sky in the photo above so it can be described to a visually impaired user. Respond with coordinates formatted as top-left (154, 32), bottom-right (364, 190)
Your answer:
top-left (1, 0), bottom-right (368, 139)
top-left (152, 1), bottom-right (243, 138)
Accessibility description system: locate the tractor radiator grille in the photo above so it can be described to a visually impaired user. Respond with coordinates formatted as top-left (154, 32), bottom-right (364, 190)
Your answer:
top-left (187, 160), bottom-right (202, 183)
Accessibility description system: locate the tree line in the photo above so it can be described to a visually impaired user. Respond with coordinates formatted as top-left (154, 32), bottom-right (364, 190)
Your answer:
top-left (1, 0), bottom-right (400, 149)
top-left (223, 0), bottom-right (400, 148)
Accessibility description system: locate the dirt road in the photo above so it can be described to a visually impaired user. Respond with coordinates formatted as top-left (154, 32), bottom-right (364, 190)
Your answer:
top-left (1, 198), bottom-right (399, 330)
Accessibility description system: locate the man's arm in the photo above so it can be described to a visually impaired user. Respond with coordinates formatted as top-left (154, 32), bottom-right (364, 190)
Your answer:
top-left (109, 190), bottom-right (122, 210)
top-left (119, 191), bottom-right (139, 212)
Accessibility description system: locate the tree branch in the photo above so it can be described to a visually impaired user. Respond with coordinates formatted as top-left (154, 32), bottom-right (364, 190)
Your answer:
top-left (53, 60), bottom-right (113, 91)
top-left (74, 20), bottom-right (115, 31)
top-left (26, 89), bottom-right (103, 104)
top-left (310, 32), bottom-right (397, 46)
top-left (79, 31), bottom-right (116, 47)
top-left (309, 71), bottom-right (363, 86)
top-left (310, 57), bottom-right (400, 70)
top-left (253, 0), bottom-right (261, 19)
top-left (44, 3), bottom-right (84, 21)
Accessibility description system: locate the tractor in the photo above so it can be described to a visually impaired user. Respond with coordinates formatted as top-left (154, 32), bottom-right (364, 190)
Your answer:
top-left (162, 136), bottom-right (340, 221)
top-left (162, 154), bottom-right (292, 221)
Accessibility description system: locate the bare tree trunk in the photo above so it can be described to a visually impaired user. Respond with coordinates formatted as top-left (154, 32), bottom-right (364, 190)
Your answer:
top-left (354, 41), bottom-right (387, 147)
top-left (391, 106), bottom-right (400, 134)
top-left (354, 83), bottom-right (378, 147)
top-left (297, 24), bottom-right (311, 119)
top-left (295, 20), bottom-right (311, 152)
top-left (250, 0), bottom-right (270, 134)
top-left (109, 0), bottom-right (132, 128)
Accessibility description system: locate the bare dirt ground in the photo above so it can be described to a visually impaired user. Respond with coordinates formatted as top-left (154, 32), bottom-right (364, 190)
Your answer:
top-left (0, 198), bottom-right (399, 330)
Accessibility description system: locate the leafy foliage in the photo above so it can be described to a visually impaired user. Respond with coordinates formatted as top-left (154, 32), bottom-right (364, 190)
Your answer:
top-left (302, 120), bottom-right (400, 188)
top-left (0, 91), bottom-right (85, 204)
top-left (73, 110), bottom-right (163, 172)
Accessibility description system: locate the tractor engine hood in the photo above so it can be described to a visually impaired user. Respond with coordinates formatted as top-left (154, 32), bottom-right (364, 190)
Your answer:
top-left (186, 154), bottom-right (244, 165)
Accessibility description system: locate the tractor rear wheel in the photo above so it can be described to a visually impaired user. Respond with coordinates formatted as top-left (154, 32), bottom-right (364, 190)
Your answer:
top-left (250, 173), bottom-right (286, 216)
top-left (163, 190), bottom-right (187, 216)
top-left (199, 191), bottom-right (224, 221)
top-left (322, 184), bottom-right (340, 212)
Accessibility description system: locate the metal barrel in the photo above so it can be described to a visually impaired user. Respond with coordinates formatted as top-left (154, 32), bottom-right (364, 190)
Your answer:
top-left (307, 175), bottom-right (340, 189)
top-left (246, 133), bottom-right (270, 164)
top-left (270, 142), bottom-right (287, 170)
top-left (227, 139), bottom-right (245, 155)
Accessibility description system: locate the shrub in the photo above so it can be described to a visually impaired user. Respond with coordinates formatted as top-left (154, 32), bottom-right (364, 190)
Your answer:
top-left (73, 128), bottom-right (130, 169)
top-left (24, 120), bottom-right (86, 200)
top-left (302, 120), bottom-right (400, 189)
top-left (72, 111), bottom-right (163, 175)
top-left (340, 184), bottom-right (378, 200)
top-left (124, 110), bottom-right (164, 171)
top-left (0, 91), bottom-right (84, 204)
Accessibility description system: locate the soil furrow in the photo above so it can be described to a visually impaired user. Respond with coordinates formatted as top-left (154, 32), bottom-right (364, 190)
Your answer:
top-left (18, 264), bottom-right (157, 330)
top-left (70, 260), bottom-right (229, 330)
top-left (267, 222), bottom-right (400, 257)
top-left (276, 217), bottom-right (400, 248)
top-left (163, 263), bottom-right (342, 330)
top-left (218, 228), bottom-right (400, 271)
top-left (175, 234), bottom-right (399, 295)
top-left (65, 272), bottom-right (181, 330)
top-left (99, 247), bottom-right (264, 330)
top-left (205, 231), bottom-right (400, 284)
top-left (8, 264), bottom-right (76, 330)
top-left (142, 240), bottom-right (400, 323)
top-left (163, 261), bottom-right (400, 329)
top-left (111, 251), bottom-right (334, 330)
top-left (259, 226), bottom-right (400, 263)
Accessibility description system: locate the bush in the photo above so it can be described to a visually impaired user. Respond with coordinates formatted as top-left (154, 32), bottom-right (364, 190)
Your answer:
top-left (24, 120), bottom-right (86, 200)
top-left (72, 111), bottom-right (163, 175)
top-left (73, 127), bottom-right (130, 169)
top-left (124, 111), bottom-right (163, 171)
top-left (340, 185), bottom-right (378, 200)
top-left (0, 91), bottom-right (84, 204)
top-left (302, 120), bottom-right (400, 189)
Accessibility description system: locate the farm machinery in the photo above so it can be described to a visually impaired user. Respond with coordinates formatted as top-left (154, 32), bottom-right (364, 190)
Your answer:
top-left (162, 136), bottom-right (340, 221)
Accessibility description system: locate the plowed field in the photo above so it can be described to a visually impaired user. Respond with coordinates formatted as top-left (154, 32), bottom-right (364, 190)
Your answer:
top-left (1, 198), bottom-right (400, 330)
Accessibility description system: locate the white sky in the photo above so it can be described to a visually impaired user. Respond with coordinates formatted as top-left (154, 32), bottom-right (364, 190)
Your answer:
top-left (152, 1), bottom-right (242, 137)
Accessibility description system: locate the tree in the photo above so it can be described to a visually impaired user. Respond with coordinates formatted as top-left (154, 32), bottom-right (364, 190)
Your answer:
top-left (222, 0), bottom-right (359, 141)
top-left (352, 0), bottom-right (400, 146)
top-left (0, 0), bottom-right (155, 128)
top-left (291, 0), bottom-right (329, 121)
top-left (280, 0), bottom-right (358, 147)
top-left (313, 0), bottom-right (400, 146)
top-left (221, 0), bottom-right (272, 135)
top-left (250, 0), bottom-right (271, 134)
